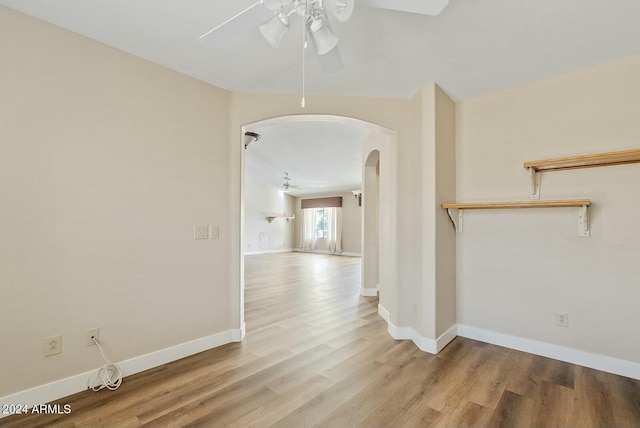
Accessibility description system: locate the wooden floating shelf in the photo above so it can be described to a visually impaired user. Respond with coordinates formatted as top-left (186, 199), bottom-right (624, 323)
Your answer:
top-left (441, 199), bottom-right (590, 210)
top-left (441, 199), bottom-right (590, 236)
top-left (267, 215), bottom-right (295, 223)
top-left (524, 148), bottom-right (640, 172)
top-left (523, 148), bottom-right (640, 199)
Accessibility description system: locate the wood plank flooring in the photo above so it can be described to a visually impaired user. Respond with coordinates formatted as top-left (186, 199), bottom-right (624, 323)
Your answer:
top-left (2, 252), bottom-right (639, 427)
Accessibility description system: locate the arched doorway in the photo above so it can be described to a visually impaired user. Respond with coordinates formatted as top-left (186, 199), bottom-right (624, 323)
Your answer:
top-left (236, 114), bottom-right (398, 337)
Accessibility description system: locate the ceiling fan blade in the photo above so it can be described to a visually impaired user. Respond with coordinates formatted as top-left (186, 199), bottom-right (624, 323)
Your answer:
top-left (316, 45), bottom-right (344, 74)
top-left (359, 0), bottom-right (450, 16)
top-left (199, 0), bottom-right (263, 39)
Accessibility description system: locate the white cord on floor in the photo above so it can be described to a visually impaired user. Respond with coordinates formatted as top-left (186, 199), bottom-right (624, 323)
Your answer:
top-left (87, 336), bottom-right (122, 392)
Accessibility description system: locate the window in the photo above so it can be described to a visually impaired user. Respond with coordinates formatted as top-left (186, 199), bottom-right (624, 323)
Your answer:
top-left (301, 197), bottom-right (343, 251)
top-left (315, 207), bottom-right (328, 239)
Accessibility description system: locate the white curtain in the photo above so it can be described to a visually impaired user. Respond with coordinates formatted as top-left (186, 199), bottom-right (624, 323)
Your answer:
top-left (301, 208), bottom-right (317, 250)
top-left (327, 207), bottom-right (342, 253)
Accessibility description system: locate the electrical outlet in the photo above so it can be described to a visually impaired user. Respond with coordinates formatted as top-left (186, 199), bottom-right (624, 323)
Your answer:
top-left (194, 225), bottom-right (209, 240)
top-left (86, 328), bottom-right (100, 346)
top-left (556, 312), bottom-right (569, 327)
top-left (44, 334), bottom-right (62, 357)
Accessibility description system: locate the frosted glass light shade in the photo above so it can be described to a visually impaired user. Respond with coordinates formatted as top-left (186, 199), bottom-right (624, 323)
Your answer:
top-left (309, 22), bottom-right (339, 55)
top-left (259, 13), bottom-right (289, 48)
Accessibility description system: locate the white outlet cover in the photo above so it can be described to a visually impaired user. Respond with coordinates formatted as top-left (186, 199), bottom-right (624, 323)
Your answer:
top-left (86, 328), bottom-right (100, 346)
top-left (44, 334), bottom-right (62, 356)
top-left (556, 312), bottom-right (569, 327)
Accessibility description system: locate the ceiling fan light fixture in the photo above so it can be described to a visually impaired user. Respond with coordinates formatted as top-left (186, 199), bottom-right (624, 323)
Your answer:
top-left (323, 0), bottom-right (354, 22)
top-left (259, 12), bottom-right (290, 48)
top-left (306, 13), bottom-right (338, 55)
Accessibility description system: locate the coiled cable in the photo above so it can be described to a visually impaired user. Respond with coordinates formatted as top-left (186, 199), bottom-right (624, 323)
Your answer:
top-left (87, 336), bottom-right (122, 392)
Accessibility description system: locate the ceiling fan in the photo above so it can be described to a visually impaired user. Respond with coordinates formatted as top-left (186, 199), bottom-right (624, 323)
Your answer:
top-left (200, 0), bottom-right (449, 105)
top-left (282, 172), bottom-right (301, 191)
top-left (201, 0), bottom-right (450, 66)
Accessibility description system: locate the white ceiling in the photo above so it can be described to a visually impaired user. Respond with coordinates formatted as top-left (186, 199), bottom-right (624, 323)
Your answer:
top-left (2, 0), bottom-right (639, 100)
top-left (245, 120), bottom-right (369, 197)
top-left (2, 0), bottom-right (639, 194)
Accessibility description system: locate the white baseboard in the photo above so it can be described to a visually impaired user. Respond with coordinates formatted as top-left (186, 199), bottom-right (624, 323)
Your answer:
top-left (434, 325), bottom-right (459, 353)
top-left (293, 248), bottom-right (361, 257)
top-left (457, 324), bottom-right (640, 381)
top-left (0, 329), bottom-right (242, 417)
top-left (377, 304), bottom-right (390, 324)
top-left (377, 305), bottom-right (457, 354)
top-left (244, 248), bottom-right (292, 256)
top-left (233, 324), bottom-right (245, 342)
top-left (360, 287), bottom-right (378, 297)
top-left (376, 309), bottom-right (640, 380)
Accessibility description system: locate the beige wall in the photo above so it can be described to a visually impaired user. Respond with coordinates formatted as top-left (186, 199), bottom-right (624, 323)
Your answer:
top-left (0, 6), bottom-right (233, 396)
top-left (434, 86), bottom-right (457, 337)
top-left (362, 152), bottom-right (380, 292)
top-left (292, 191), bottom-right (362, 255)
top-left (409, 85), bottom-right (457, 340)
top-left (340, 192), bottom-right (363, 255)
top-left (456, 56), bottom-right (640, 362)
top-left (244, 176), bottom-right (295, 253)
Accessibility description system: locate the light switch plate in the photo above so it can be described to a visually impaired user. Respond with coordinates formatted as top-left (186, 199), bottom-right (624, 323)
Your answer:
top-left (194, 225), bottom-right (209, 240)
top-left (210, 225), bottom-right (219, 240)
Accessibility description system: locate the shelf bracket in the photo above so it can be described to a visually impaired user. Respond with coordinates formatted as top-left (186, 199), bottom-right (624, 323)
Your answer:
top-left (267, 215), bottom-right (295, 223)
top-left (528, 167), bottom-right (540, 200)
top-left (447, 208), bottom-right (463, 233)
top-left (578, 204), bottom-right (590, 237)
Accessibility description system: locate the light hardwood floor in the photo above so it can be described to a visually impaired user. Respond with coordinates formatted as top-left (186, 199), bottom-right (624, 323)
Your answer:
top-left (3, 252), bottom-right (639, 427)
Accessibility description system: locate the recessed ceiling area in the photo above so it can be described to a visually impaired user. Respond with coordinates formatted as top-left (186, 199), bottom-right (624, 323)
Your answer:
top-left (244, 120), bottom-right (369, 197)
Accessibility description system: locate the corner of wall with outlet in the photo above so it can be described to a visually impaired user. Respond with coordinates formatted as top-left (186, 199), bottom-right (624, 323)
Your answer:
top-left (0, 5), bottom-right (235, 411)
top-left (0, 329), bottom-right (242, 415)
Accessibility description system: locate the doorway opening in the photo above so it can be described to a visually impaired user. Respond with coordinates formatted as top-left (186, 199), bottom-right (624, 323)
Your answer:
top-left (236, 114), bottom-right (397, 338)
top-left (362, 149), bottom-right (380, 297)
